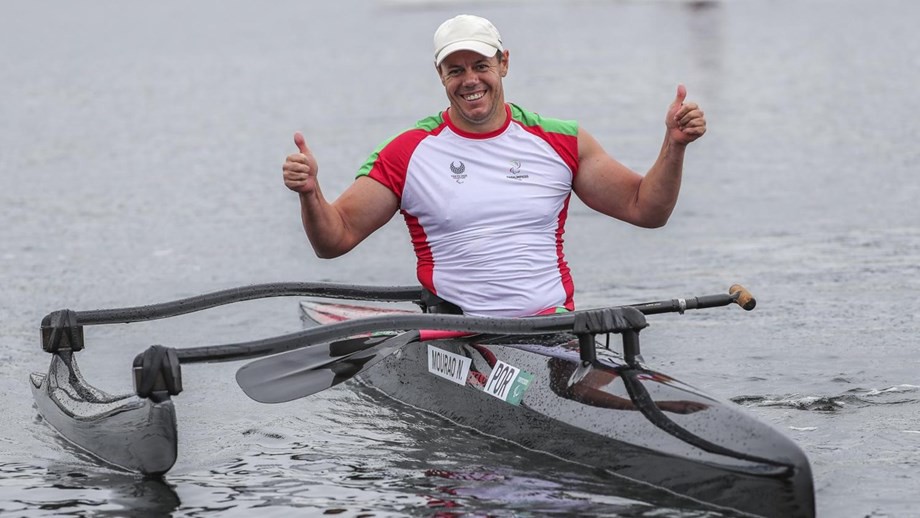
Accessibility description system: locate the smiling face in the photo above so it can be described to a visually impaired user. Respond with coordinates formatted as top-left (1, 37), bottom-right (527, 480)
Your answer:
top-left (437, 49), bottom-right (510, 134)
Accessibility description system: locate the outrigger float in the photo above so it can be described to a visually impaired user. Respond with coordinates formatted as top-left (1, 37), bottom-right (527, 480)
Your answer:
top-left (31, 282), bottom-right (815, 517)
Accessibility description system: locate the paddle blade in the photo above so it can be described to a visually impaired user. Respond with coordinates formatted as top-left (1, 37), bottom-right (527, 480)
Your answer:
top-left (235, 332), bottom-right (419, 404)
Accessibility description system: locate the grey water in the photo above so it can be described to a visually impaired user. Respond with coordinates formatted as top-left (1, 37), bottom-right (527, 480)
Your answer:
top-left (1, 0), bottom-right (918, 516)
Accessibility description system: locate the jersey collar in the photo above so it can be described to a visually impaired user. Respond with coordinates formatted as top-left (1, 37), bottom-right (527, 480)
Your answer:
top-left (443, 103), bottom-right (512, 139)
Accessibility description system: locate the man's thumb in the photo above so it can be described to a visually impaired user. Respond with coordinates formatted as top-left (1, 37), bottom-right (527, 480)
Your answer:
top-left (293, 131), bottom-right (309, 154)
top-left (673, 84), bottom-right (687, 106)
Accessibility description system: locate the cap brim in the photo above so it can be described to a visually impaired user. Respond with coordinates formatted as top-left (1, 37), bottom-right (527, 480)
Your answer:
top-left (435, 41), bottom-right (499, 66)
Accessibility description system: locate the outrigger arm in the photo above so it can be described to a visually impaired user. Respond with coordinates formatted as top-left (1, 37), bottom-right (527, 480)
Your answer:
top-left (39, 283), bottom-right (755, 404)
top-left (32, 282), bottom-right (756, 478)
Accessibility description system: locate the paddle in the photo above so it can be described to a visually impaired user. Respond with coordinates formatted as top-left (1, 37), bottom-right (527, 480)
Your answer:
top-left (236, 332), bottom-right (420, 403)
top-left (231, 285), bottom-right (756, 404)
top-left (169, 306), bottom-right (644, 362)
top-left (123, 304), bottom-right (650, 401)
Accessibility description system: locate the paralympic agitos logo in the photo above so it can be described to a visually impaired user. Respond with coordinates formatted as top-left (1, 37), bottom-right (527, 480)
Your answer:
top-left (449, 161), bottom-right (467, 183)
top-left (507, 160), bottom-right (528, 181)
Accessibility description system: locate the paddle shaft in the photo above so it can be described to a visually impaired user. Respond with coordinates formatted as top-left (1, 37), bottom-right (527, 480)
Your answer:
top-left (121, 285), bottom-right (752, 401)
top-left (631, 285), bottom-right (755, 315)
top-left (180, 284), bottom-right (755, 364)
top-left (175, 307), bottom-right (646, 363)
top-left (233, 284), bottom-right (757, 405)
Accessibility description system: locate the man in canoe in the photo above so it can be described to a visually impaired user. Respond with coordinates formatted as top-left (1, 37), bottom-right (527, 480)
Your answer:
top-left (283, 14), bottom-right (706, 318)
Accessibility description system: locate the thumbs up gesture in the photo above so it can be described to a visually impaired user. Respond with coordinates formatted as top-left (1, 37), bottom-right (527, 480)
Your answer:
top-left (283, 132), bottom-right (320, 194)
top-left (665, 85), bottom-right (706, 145)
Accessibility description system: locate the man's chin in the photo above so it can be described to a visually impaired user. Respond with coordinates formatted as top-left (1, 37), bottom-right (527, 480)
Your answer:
top-left (456, 107), bottom-right (493, 126)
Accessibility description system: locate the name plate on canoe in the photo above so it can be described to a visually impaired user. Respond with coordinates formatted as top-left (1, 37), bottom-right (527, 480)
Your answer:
top-left (484, 360), bottom-right (534, 406)
top-left (427, 345), bottom-right (472, 386)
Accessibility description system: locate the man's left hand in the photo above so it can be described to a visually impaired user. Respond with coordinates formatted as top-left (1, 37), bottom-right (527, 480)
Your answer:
top-left (666, 84), bottom-right (706, 145)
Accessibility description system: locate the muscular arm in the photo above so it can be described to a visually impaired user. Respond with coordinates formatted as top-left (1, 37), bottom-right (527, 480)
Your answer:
top-left (299, 176), bottom-right (398, 258)
top-left (573, 130), bottom-right (686, 228)
top-left (284, 132), bottom-right (399, 258)
top-left (572, 85), bottom-right (705, 228)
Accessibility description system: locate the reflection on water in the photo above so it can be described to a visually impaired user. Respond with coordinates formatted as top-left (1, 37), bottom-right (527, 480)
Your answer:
top-left (0, 461), bottom-right (180, 517)
top-left (160, 388), bottom-right (730, 517)
top-left (734, 384), bottom-right (920, 412)
top-left (7, 388), bottom-right (737, 517)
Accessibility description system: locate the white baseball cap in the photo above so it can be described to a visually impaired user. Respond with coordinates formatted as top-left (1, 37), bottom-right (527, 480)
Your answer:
top-left (433, 15), bottom-right (503, 66)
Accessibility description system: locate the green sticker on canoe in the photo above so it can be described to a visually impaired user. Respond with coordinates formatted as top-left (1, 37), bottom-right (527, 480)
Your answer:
top-left (506, 370), bottom-right (533, 405)
top-left (484, 360), bottom-right (534, 406)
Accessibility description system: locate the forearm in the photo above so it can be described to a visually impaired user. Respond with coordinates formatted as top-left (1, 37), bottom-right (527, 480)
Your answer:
top-left (635, 133), bottom-right (687, 228)
top-left (574, 86), bottom-right (704, 229)
top-left (297, 176), bottom-right (400, 259)
top-left (298, 185), bottom-right (354, 259)
top-left (285, 133), bottom-right (396, 258)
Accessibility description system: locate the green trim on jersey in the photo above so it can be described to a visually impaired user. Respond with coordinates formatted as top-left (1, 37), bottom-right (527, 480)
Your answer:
top-left (509, 103), bottom-right (578, 136)
top-left (356, 112), bottom-right (445, 177)
top-left (415, 112), bottom-right (445, 132)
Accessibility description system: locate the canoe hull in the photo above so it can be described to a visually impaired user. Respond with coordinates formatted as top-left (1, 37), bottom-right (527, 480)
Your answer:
top-left (303, 301), bottom-right (815, 517)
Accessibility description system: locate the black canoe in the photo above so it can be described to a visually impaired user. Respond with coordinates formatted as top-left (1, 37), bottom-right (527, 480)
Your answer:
top-left (302, 300), bottom-right (816, 518)
top-left (29, 282), bottom-right (814, 517)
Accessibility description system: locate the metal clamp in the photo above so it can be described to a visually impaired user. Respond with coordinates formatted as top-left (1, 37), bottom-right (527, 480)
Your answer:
top-left (40, 309), bottom-right (85, 353)
top-left (133, 345), bottom-right (183, 402)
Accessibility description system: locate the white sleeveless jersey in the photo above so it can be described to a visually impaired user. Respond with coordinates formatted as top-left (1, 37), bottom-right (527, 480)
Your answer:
top-left (357, 103), bottom-right (579, 317)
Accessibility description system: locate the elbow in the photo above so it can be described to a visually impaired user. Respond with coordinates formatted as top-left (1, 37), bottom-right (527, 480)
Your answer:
top-left (637, 200), bottom-right (677, 228)
top-left (625, 192), bottom-right (676, 229)
top-left (305, 229), bottom-right (354, 259)
top-left (312, 246), bottom-right (347, 259)
top-left (632, 210), bottom-right (672, 229)
top-left (641, 216), bottom-right (670, 229)
top-left (310, 238), bottom-right (356, 259)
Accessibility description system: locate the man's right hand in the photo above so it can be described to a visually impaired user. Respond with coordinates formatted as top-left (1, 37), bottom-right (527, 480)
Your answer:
top-left (283, 132), bottom-right (319, 194)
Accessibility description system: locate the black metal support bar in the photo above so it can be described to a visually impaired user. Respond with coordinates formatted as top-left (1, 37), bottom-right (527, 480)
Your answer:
top-left (622, 330), bottom-right (641, 367)
top-left (38, 283), bottom-right (425, 352)
top-left (577, 333), bottom-right (597, 364)
top-left (49, 283), bottom-right (424, 329)
top-left (620, 368), bottom-right (792, 475)
top-left (571, 307), bottom-right (647, 367)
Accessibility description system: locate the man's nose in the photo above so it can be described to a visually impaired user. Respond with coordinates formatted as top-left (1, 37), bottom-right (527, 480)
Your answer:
top-left (461, 69), bottom-right (479, 84)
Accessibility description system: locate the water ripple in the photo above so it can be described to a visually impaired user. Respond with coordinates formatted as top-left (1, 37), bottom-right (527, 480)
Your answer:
top-left (733, 384), bottom-right (920, 412)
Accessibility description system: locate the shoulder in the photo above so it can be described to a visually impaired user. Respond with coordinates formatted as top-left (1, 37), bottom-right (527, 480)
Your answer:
top-left (508, 103), bottom-right (579, 174)
top-left (357, 111), bottom-right (448, 177)
top-left (509, 103), bottom-right (578, 136)
top-left (389, 111), bottom-right (450, 149)
top-left (412, 111), bottom-right (448, 133)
